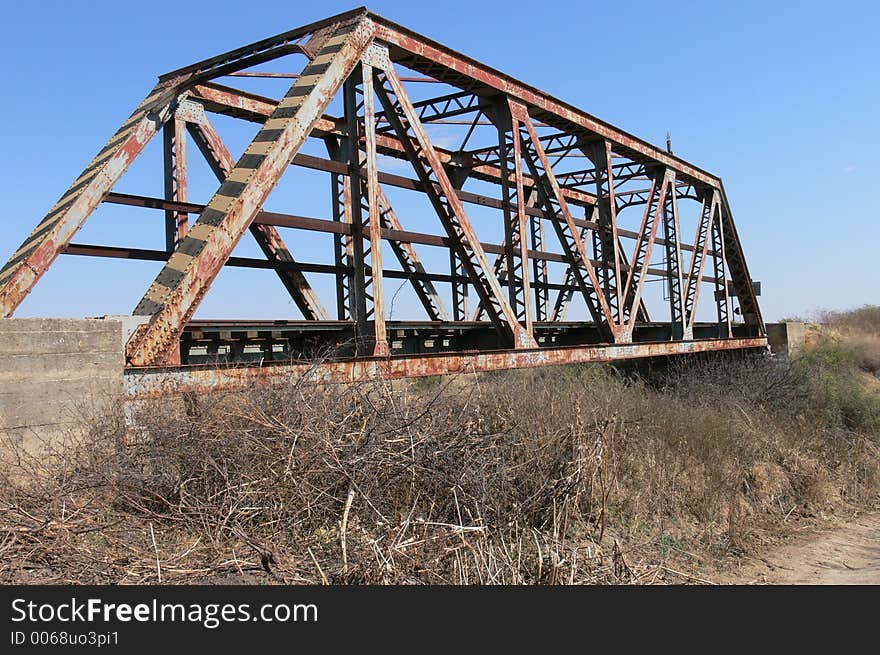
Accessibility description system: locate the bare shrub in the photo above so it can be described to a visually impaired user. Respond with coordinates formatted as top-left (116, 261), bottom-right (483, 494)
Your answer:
top-left (1, 353), bottom-right (878, 585)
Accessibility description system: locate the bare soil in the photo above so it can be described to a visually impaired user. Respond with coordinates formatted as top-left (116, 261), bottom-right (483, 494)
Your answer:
top-left (722, 510), bottom-right (880, 584)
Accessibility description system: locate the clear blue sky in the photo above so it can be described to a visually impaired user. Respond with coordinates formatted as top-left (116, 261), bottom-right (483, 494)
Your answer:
top-left (1, 0), bottom-right (877, 322)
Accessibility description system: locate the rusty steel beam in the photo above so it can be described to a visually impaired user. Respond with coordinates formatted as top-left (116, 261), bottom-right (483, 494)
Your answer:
top-left (95, 192), bottom-right (726, 285)
top-left (0, 78), bottom-right (187, 317)
top-left (375, 187), bottom-right (449, 321)
top-left (163, 115), bottom-right (189, 250)
top-left (63, 242), bottom-right (597, 293)
top-left (684, 190), bottom-right (718, 330)
top-left (621, 170), bottom-right (671, 336)
top-left (373, 56), bottom-right (537, 349)
top-left (228, 71), bottom-right (441, 83)
top-left (188, 83), bottom-right (601, 209)
top-left (371, 15), bottom-right (720, 188)
top-left (501, 99), bottom-right (533, 333)
top-left (512, 101), bottom-right (616, 340)
top-left (1, 9), bottom-right (766, 379)
top-left (127, 19), bottom-right (375, 366)
top-left (126, 336), bottom-right (769, 397)
top-left (184, 108), bottom-right (330, 321)
top-left (358, 59), bottom-right (390, 356)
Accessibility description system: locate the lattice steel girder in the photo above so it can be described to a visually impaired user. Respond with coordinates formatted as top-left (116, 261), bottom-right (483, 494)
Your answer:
top-left (712, 197), bottom-right (734, 338)
top-left (358, 58), bottom-right (391, 356)
top-left (683, 190), bottom-right (719, 329)
top-left (1, 7), bottom-right (765, 366)
top-left (375, 90), bottom-right (481, 133)
top-left (530, 203), bottom-right (549, 322)
top-left (375, 187), bottom-right (449, 322)
top-left (342, 71), bottom-right (373, 347)
top-left (620, 169), bottom-right (672, 336)
top-left (444, 166), bottom-right (473, 324)
top-left (661, 172), bottom-right (689, 341)
top-left (718, 184), bottom-right (763, 330)
top-left (557, 161), bottom-right (647, 189)
top-left (372, 54), bottom-right (537, 349)
top-left (512, 102), bottom-right (617, 341)
top-left (126, 18), bottom-right (375, 365)
top-left (188, 83), bottom-right (603, 209)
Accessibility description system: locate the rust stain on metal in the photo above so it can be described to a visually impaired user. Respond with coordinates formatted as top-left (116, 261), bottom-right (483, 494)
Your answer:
top-left (1, 8), bottom-right (765, 381)
top-left (126, 337), bottom-right (770, 398)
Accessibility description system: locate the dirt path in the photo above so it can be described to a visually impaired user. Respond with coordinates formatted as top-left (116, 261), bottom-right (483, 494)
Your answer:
top-left (726, 511), bottom-right (880, 584)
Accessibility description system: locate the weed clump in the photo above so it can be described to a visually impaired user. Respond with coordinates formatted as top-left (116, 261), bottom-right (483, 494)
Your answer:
top-left (1, 336), bottom-right (878, 584)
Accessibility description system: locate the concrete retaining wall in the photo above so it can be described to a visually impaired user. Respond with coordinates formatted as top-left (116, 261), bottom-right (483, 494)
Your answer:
top-left (766, 322), bottom-right (807, 357)
top-left (0, 318), bottom-right (124, 454)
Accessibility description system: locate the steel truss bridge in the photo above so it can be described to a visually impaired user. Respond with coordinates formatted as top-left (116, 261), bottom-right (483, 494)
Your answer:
top-left (0, 7), bottom-right (766, 394)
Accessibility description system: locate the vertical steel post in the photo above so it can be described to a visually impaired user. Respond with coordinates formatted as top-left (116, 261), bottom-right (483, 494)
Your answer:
top-left (511, 102), bottom-right (616, 341)
top-left (493, 98), bottom-right (532, 335)
top-left (588, 139), bottom-right (621, 324)
top-left (127, 18), bottom-right (374, 366)
top-left (530, 202), bottom-right (548, 322)
top-left (683, 190), bottom-right (717, 331)
top-left (343, 71), bottom-right (371, 351)
top-left (661, 173), bottom-right (689, 339)
top-left (711, 201), bottom-right (733, 338)
top-left (163, 117), bottom-right (189, 251)
top-left (360, 62), bottom-right (390, 355)
top-left (451, 249), bottom-right (468, 321)
top-left (325, 136), bottom-right (353, 321)
top-left (621, 169), bottom-right (670, 336)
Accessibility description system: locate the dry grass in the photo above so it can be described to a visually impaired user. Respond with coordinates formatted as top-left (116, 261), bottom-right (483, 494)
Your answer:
top-left (816, 305), bottom-right (880, 375)
top-left (1, 343), bottom-right (879, 585)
